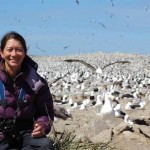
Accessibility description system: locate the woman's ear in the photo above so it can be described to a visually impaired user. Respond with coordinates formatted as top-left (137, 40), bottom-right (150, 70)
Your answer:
top-left (0, 50), bottom-right (4, 58)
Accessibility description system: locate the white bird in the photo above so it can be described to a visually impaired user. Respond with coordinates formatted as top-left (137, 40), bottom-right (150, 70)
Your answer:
top-left (80, 103), bottom-right (86, 110)
top-left (97, 91), bottom-right (116, 127)
top-left (69, 98), bottom-right (78, 108)
top-left (125, 102), bottom-right (133, 110)
top-left (124, 115), bottom-right (134, 127)
top-left (79, 99), bottom-right (90, 110)
top-left (95, 94), bottom-right (103, 106)
top-left (112, 100), bottom-right (126, 118)
top-left (125, 100), bottom-right (146, 110)
top-left (71, 102), bottom-right (78, 109)
top-left (82, 98), bottom-right (90, 106)
top-left (138, 100), bottom-right (146, 109)
top-left (131, 90), bottom-right (146, 109)
top-left (62, 94), bottom-right (68, 103)
top-left (96, 68), bottom-right (103, 74)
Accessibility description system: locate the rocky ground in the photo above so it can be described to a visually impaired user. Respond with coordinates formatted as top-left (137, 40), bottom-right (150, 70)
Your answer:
top-left (51, 103), bottom-right (150, 150)
top-left (32, 52), bottom-right (150, 150)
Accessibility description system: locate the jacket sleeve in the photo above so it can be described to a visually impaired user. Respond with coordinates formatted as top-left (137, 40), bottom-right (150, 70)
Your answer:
top-left (34, 78), bottom-right (54, 134)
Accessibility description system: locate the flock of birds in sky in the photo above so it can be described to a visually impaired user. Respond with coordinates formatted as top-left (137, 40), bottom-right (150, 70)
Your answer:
top-left (2, 0), bottom-right (150, 55)
top-left (75, 0), bottom-right (114, 7)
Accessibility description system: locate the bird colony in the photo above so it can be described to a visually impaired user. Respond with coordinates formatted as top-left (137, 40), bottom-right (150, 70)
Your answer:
top-left (31, 52), bottom-right (150, 147)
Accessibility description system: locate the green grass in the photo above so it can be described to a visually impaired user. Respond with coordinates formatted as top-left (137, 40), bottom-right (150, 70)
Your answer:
top-left (48, 127), bottom-right (116, 150)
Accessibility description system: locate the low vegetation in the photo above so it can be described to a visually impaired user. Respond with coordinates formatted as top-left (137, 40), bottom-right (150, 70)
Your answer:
top-left (48, 126), bottom-right (116, 150)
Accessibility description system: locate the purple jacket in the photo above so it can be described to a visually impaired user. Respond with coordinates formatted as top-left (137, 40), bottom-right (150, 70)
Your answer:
top-left (0, 56), bottom-right (54, 136)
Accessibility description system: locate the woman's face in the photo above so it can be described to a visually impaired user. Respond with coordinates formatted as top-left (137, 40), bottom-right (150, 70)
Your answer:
top-left (0, 38), bottom-right (26, 69)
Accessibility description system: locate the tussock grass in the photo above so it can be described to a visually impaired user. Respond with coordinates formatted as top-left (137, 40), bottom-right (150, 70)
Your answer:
top-left (48, 126), bottom-right (116, 150)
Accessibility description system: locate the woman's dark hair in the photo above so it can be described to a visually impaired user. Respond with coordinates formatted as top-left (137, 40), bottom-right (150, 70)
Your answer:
top-left (0, 31), bottom-right (27, 53)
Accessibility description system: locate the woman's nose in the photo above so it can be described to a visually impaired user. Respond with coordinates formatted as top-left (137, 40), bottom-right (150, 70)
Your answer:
top-left (11, 49), bottom-right (17, 56)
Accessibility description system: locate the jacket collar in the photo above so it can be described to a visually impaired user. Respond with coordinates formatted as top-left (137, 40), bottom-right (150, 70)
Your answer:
top-left (25, 64), bottom-right (45, 94)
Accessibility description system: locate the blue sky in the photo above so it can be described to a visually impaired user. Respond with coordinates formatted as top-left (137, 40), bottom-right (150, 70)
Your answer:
top-left (0, 0), bottom-right (150, 56)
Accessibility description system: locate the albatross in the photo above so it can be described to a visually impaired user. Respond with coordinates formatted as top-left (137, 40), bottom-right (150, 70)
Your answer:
top-left (96, 91), bottom-right (116, 127)
top-left (64, 59), bottom-right (130, 74)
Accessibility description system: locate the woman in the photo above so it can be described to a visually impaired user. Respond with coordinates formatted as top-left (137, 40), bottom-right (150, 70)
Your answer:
top-left (0, 31), bottom-right (54, 149)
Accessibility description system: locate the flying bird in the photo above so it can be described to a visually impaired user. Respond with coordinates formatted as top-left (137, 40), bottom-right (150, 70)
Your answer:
top-left (64, 45), bottom-right (69, 50)
top-left (99, 22), bottom-right (106, 28)
top-left (110, 0), bottom-right (114, 7)
top-left (75, 0), bottom-right (79, 5)
top-left (64, 59), bottom-right (130, 73)
top-left (146, 5), bottom-right (149, 11)
top-left (35, 43), bottom-right (47, 53)
top-left (64, 59), bottom-right (96, 72)
top-left (101, 60), bottom-right (130, 70)
top-left (14, 17), bottom-right (21, 22)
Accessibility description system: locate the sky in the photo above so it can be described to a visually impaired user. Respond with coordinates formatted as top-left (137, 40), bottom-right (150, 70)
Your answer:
top-left (0, 0), bottom-right (150, 56)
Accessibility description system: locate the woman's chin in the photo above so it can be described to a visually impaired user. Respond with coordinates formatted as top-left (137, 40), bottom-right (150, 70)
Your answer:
top-left (9, 63), bottom-right (20, 67)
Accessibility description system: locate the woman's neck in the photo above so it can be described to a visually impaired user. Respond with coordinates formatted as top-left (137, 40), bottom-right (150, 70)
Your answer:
top-left (4, 63), bottom-right (21, 78)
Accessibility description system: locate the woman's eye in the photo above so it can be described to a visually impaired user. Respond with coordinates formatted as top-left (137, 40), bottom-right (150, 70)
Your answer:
top-left (16, 48), bottom-right (23, 52)
top-left (6, 48), bottom-right (24, 52)
top-left (7, 48), bottom-right (13, 52)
